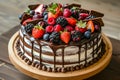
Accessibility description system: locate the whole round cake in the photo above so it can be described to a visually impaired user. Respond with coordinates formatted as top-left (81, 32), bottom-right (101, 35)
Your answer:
top-left (16, 3), bottom-right (105, 73)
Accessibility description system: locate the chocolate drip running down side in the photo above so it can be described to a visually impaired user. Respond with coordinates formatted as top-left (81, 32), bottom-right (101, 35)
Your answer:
top-left (18, 25), bottom-right (105, 73)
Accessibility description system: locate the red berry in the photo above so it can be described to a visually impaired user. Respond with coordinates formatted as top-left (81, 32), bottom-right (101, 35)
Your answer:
top-left (54, 24), bottom-right (63, 32)
top-left (46, 26), bottom-right (54, 33)
top-left (61, 32), bottom-right (71, 44)
top-left (79, 13), bottom-right (89, 20)
top-left (66, 18), bottom-right (77, 26)
top-left (32, 26), bottom-right (45, 39)
top-left (63, 8), bottom-right (71, 17)
top-left (75, 26), bottom-right (87, 33)
top-left (65, 25), bottom-right (74, 32)
top-left (47, 17), bottom-right (55, 25)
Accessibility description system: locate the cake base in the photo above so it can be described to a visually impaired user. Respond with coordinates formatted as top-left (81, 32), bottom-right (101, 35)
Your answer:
top-left (8, 31), bottom-right (112, 80)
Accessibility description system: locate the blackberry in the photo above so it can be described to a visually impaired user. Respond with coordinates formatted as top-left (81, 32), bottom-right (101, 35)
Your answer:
top-left (25, 23), bottom-right (34, 33)
top-left (49, 32), bottom-right (60, 44)
top-left (56, 17), bottom-right (68, 27)
top-left (71, 31), bottom-right (82, 42)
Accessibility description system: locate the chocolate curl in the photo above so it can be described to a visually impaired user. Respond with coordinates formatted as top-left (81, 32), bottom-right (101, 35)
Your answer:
top-left (28, 4), bottom-right (40, 10)
top-left (80, 8), bottom-right (90, 14)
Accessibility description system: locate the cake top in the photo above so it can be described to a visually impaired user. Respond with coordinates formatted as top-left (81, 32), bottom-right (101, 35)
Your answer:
top-left (19, 3), bottom-right (104, 45)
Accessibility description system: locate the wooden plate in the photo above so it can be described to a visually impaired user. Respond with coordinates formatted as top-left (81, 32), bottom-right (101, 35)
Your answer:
top-left (8, 31), bottom-right (112, 80)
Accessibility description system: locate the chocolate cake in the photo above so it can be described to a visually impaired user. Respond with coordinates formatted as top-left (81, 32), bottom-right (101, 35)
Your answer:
top-left (16, 3), bottom-right (105, 73)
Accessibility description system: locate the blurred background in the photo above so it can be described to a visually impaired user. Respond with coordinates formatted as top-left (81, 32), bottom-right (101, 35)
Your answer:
top-left (0, 0), bottom-right (120, 40)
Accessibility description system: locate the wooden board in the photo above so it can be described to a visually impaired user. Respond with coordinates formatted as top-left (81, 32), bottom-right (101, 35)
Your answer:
top-left (8, 31), bottom-right (112, 80)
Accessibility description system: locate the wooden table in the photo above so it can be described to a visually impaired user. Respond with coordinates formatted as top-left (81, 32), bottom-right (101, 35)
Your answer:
top-left (0, 25), bottom-right (120, 80)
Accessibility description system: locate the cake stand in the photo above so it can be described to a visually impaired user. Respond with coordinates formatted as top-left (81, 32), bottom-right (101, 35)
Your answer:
top-left (8, 31), bottom-right (112, 80)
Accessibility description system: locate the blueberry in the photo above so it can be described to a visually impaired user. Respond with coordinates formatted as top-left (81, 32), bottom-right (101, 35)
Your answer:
top-left (42, 11), bottom-right (48, 17)
top-left (18, 14), bottom-right (23, 20)
top-left (43, 33), bottom-right (50, 41)
top-left (84, 31), bottom-right (91, 39)
top-left (29, 10), bottom-right (35, 15)
top-left (44, 14), bottom-right (48, 21)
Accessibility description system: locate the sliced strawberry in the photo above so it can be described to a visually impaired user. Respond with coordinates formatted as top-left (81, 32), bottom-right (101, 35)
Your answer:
top-left (54, 24), bottom-right (63, 32)
top-left (66, 18), bottom-right (77, 26)
top-left (32, 26), bottom-right (45, 39)
top-left (87, 20), bottom-right (95, 33)
top-left (22, 18), bottom-right (32, 26)
top-left (61, 32), bottom-right (71, 44)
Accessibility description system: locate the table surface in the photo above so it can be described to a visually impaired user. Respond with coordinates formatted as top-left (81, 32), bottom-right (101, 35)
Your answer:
top-left (0, 25), bottom-right (120, 80)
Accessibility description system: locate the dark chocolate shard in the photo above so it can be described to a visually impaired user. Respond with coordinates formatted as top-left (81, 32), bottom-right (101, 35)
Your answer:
top-left (63, 3), bottom-right (81, 8)
top-left (80, 8), bottom-right (90, 14)
top-left (20, 12), bottom-right (32, 24)
top-left (28, 4), bottom-right (40, 10)
top-left (91, 10), bottom-right (104, 17)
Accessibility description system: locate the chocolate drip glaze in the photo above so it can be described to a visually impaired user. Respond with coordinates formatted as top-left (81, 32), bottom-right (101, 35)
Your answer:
top-left (31, 41), bottom-right (34, 62)
top-left (92, 40), bottom-right (95, 61)
top-left (78, 46), bottom-right (81, 65)
top-left (85, 44), bottom-right (87, 66)
top-left (62, 47), bottom-right (64, 67)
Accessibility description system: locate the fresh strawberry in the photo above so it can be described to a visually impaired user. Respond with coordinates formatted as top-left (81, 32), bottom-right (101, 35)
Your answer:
top-left (79, 13), bottom-right (89, 20)
top-left (75, 20), bottom-right (87, 33)
top-left (48, 3), bottom-right (61, 19)
top-left (66, 18), bottom-right (77, 26)
top-left (63, 8), bottom-right (71, 17)
top-left (87, 20), bottom-right (95, 33)
top-left (61, 31), bottom-right (71, 44)
top-left (46, 25), bottom-right (54, 33)
top-left (32, 25), bottom-right (45, 39)
top-left (54, 24), bottom-right (63, 32)
top-left (47, 17), bottom-right (55, 25)
top-left (65, 25), bottom-right (74, 32)
top-left (22, 18), bottom-right (32, 26)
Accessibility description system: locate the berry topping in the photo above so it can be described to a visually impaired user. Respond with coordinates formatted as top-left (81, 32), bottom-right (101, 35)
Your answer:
top-left (56, 16), bottom-right (68, 27)
top-left (63, 8), bottom-right (71, 17)
top-left (32, 25), bottom-right (45, 39)
top-left (43, 33), bottom-right (50, 41)
top-left (87, 20), bottom-right (95, 33)
top-left (44, 14), bottom-right (48, 21)
top-left (35, 4), bottom-right (44, 15)
top-left (84, 30), bottom-right (91, 39)
top-left (65, 25), bottom-right (74, 32)
top-left (18, 14), bottom-right (23, 20)
top-left (46, 25), bottom-right (54, 33)
top-left (71, 31), bottom-right (82, 42)
top-left (75, 20), bottom-right (87, 33)
top-left (38, 21), bottom-right (47, 29)
top-left (79, 13), bottom-right (89, 20)
top-left (66, 18), bottom-right (77, 26)
top-left (25, 23), bottom-right (34, 33)
top-left (33, 14), bottom-right (42, 20)
top-left (54, 24), bottom-right (63, 32)
top-left (94, 25), bottom-right (100, 31)
top-left (71, 7), bottom-right (80, 19)
top-left (61, 31), bottom-right (71, 44)
top-left (49, 32), bottom-right (60, 44)
top-left (47, 17), bottom-right (55, 25)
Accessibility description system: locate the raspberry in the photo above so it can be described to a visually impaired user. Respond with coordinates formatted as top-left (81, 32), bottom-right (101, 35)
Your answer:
top-left (65, 25), bottom-right (74, 32)
top-left (54, 24), bottom-right (63, 32)
top-left (46, 25), bottom-right (54, 33)
top-left (47, 17), bottom-right (55, 25)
